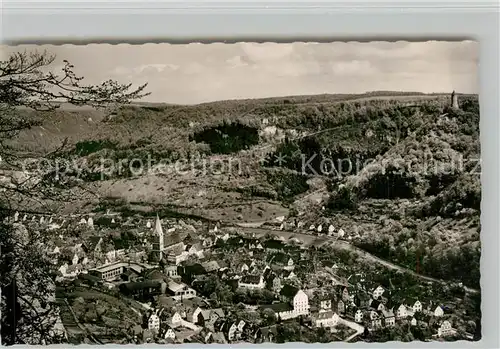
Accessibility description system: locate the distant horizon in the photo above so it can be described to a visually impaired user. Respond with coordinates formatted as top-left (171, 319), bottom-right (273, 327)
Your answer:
top-left (134, 90), bottom-right (477, 105)
top-left (3, 41), bottom-right (479, 104)
top-left (37, 90), bottom-right (477, 110)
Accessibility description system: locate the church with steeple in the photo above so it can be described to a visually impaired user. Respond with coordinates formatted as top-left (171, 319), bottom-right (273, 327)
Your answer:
top-left (152, 214), bottom-right (164, 260)
top-left (151, 214), bottom-right (187, 263)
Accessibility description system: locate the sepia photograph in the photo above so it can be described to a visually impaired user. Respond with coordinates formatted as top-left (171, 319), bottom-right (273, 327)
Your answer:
top-left (0, 41), bottom-right (481, 345)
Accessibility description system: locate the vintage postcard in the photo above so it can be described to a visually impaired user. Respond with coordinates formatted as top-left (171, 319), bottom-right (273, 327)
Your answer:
top-left (0, 41), bottom-right (480, 345)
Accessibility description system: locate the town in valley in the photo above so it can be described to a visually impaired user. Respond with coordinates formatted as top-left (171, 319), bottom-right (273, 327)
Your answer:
top-left (0, 41), bottom-right (481, 345)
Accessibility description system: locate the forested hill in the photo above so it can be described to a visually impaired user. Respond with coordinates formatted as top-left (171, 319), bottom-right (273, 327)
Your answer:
top-left (6, 92), bottom-right (481, 288)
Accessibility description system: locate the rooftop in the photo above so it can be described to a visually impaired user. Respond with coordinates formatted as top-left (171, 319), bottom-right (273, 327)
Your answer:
top-left (260, 302), bottom-right (293, 313)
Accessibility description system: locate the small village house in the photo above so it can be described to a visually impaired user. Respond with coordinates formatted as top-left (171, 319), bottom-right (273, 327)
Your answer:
top-left (148, 313), bottom-right (161, 333)
top-left (381, 309), bottom-right (395, 327)
top-left (437, 320), bottom-right (455, 337)
top-left (314, 310), bottom-right (340, 328)
top-left (372, 285), bottom-right (385, 299)
top-left (434, 305), bottom-right (444, 317)
top-left (354, 309), bottom-right (364, 323)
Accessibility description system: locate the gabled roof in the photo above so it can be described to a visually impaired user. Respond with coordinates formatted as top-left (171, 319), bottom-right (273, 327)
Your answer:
top-left (122, 280), bottom-right (162, 291)
top-left (188, 243), bottom-right (203, 251)
top-left (202, 260), bottom-right (220, 272)
top-left (211, 308), bottom-right (225, 318)
top-left (167, 243), bottom-right (185, 256)
top-left (180, 263), bottom-right (207, 276)
top-left (280, 269), bottom-right (295, 278)
top-left (262, 267), bottom-right (273, 281)
top-left (260, 302), bottom-right (293, 313)
top-left (240, 274), bottom-right (261, 285)
top-left (167, 280), bottom-right (185, 293)
top-left (146, 270), bottom-right (167, 281)
top-left (317, 310), bottom-right (335, 320)
top-left (381, 309), bottom-right (395, 318)
top-left (355, 291), bottom-right (371, 301)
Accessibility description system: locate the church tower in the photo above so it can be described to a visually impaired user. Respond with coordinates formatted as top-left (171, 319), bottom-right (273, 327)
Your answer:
top-left (153, 214), bottom-right (164, 260)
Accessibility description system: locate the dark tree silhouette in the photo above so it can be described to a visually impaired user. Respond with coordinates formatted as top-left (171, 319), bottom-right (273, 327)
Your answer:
top-left (0, 49), bottom-right (149, 345)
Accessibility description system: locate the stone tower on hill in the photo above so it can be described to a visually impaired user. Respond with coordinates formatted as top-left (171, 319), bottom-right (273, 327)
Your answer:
top-left (451, 90), bottom-right (459, 109)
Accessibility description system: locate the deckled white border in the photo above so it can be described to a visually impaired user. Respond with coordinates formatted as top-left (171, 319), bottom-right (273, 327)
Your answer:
top-left (1, 1), bottom-right (499, 348)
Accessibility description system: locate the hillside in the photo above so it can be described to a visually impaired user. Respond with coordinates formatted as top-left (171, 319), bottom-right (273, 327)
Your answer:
top-left (6, 92), bottom-right (481, 287)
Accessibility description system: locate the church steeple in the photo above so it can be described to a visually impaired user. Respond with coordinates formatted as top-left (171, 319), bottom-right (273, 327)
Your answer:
top-left (154, 214), bottom-right (164, 236)
top-left (154, 214), bottom-right (164, 260)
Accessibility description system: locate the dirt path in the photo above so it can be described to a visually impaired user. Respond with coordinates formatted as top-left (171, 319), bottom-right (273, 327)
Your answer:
top-left (338, 317), bottom-right (364, 342)
top-left (63, 298), bottom-right (102, 344)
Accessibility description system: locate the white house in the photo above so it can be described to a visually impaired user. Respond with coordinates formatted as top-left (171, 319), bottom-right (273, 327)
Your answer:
top-left (370, 311), bottom-right (382, 328)
top-left (240, 263), bottom-right (250, 273)
top-left (165, 265), bottom-right (178, 278)
top-left (238, 275), bottom-right (265, 290)
top-left (381, 309), bottom-right (395, 327)
top-left (171, 312), bottom-right (183, 325)
top-left (188, 307), bottom-right (203, 323)
top-left (275, 215), bottom-right (285, 223)
top-left (284, 258), bottom-right (295, 271)
top-left (437, 320), bottom-right (455, 337)
top-left (167, 281), bottom-right (197, 300)
top-left (58, 263), bottom-right (68, 276)
top-left (283, 270), bottom-right (296, 280)
top-left (187, 244), bottom-right (204, 258)
top-left (320, 299), bottom-right (332, 310)
top-left (434, 306), bottom-right (444, 317)
top-left (372, 285), bottom-right (385, 299)
top-left (309, 225), bottom-right (316, 231)
top-left (412, 300), bottom-right (423, 313)
top-left (315, 310), bottom-right (339, 328)
top-left (228, 322), bottom-right (238, 341)
top-left (293, 290), bottom-right (310, 316)
top-left (354, 309), bottom-right (364, 323)
top-left (328, 225), bottom-right (335, 235)
top-left (317, 225), bottom-right (323, 233)
top-left (271, 288), bottom-right (311, 321)
top-left (148, 314), bottom-right (160, 332)
top-left (410, 317), bottom-right (417, 326)
top-left (337, 228), bottom-right (345, 238)
top-left (237, 320), bottom-right (246, 332)
top-left (396, 304), bottom-right (408, 319)
top-left (164, 328), bottom-right (175, 340)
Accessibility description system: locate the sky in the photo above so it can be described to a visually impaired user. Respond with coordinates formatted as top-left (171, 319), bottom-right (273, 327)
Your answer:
top-left (1, 41), bottom-right (478, 104)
